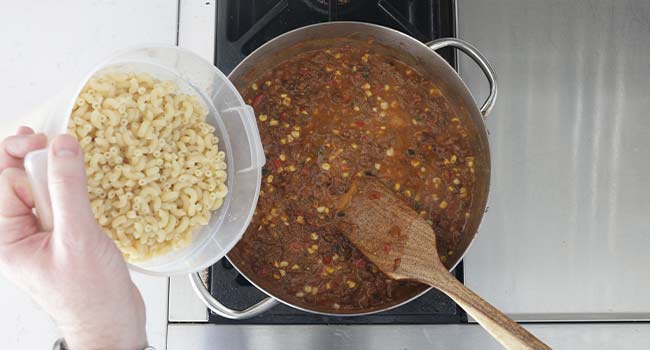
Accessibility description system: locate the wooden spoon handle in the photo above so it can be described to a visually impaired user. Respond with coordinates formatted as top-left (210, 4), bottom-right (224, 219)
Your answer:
top-left (421, 269), bottom-right (551, 350)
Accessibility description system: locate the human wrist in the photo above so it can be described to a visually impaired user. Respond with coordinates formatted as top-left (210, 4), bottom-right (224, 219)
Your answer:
top-left (59, 321), bottom-right (147, 350)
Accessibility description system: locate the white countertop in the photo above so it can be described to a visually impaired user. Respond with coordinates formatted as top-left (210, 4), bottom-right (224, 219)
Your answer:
top-left (0, 1), bottom-right (178, 348)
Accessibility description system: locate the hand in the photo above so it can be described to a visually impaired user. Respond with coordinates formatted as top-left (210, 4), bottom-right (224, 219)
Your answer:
top-left (0, 128), bottom-right (147, 350)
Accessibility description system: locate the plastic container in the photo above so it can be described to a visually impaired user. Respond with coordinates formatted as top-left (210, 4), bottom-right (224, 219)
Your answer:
top-left (24, 46), bottom-right (265, 276)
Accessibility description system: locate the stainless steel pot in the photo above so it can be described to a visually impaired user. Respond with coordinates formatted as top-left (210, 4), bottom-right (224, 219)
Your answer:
top-left (190, 22), bottom-right (497, 319)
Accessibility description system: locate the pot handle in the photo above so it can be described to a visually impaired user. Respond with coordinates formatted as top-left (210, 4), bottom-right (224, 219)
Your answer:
top-left (189, 272), bottom-right (279, 320)
top-left (428, 38), bottom-right (498, 117)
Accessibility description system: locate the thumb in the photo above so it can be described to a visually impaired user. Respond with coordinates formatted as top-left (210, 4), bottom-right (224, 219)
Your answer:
top-left (48, 135), bottom-right (96, 239)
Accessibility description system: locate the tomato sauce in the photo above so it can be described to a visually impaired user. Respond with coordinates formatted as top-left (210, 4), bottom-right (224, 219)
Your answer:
top-left (229, 42), bottom-right (477, 313)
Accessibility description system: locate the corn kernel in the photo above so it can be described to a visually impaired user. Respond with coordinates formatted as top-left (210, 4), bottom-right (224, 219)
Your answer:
top-left (316, 206), bottom-right (326, 213)
top-left (251, 83), bottom-right (258, 91)
top-left (439, 200), bottom-right (448, 209)
top-left (362, 83), bottom-right (371, 90)
top-left (269, 119), bottom-right (279, 126)
top-left (291, 264), bottom-right (300, 270)
top-left (280, 261), bottom-right (289, 267)
top-left (321, 163), bottom-right (331, 171)
top-left (346, 280), bottom-right (357, 289)
top-left (310, 232), bottom-right (319, 240)
top-left (258, 114), bottom-right (268, 122)
top-left (386, 147), bottom-right (394, 156)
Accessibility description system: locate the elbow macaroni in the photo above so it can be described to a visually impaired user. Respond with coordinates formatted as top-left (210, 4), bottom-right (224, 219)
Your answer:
top-left (68, 72), bottom-right (228, 262)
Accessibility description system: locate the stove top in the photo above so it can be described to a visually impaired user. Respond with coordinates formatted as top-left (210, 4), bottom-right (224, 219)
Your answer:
top-left (209, 0), bottom-right (463, 324)
top-left (215, 0), bottom-right (456, 74)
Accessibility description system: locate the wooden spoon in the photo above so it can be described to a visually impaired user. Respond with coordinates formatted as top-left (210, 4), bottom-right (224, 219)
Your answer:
top-left (335, 179), bottom-right (551, 350)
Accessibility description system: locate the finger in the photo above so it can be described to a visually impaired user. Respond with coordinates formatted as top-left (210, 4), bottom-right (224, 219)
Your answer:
top-left (0, 134), bottom-right (47, 172)
top-left (0, 168), bottom-right (34, 217)
top-left (16, 126), bottom-right (34, 135)
top-left (48, 135), bottom-right (96, 239)
top-left (4, 133), bottom-right (47, 158)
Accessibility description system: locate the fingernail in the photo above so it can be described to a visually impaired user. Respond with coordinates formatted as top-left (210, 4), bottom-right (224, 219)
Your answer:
top-left (52, 135), bottom-right (79, 158)
top-left (16, 126), bottom-right (34, 135)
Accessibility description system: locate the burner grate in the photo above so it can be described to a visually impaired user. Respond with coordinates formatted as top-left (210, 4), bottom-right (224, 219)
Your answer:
top-left (208, 258), bottom-right (465, 324)
top-left (215, 0), bottom-right (456, 74)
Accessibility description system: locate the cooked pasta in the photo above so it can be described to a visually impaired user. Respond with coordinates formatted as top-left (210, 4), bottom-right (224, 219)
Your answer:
top-left (67, 72), bottom-right (228, 262)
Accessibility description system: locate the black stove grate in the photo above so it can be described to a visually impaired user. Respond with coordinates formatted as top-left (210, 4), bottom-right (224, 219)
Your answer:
top-left (209, 0), bottom-right (463, 324)
top-left (215, 0), bottom-right (456, 74)
top-left (208, 258), bottom-right (465, 324)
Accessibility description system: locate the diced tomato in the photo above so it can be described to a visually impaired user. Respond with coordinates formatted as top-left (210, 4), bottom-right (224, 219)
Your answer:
top-left (272, 157), bottom-right (282, 170)
top-left (322, 256), bottom-right (332, 265)
top-left (368, 191), bottom-right (381, 200)
top-left (279, 112), bottom-right (287, 122)
top-left (354, 73), bottom-right (362, 81)
top-left (353, 121), bottom-right (365, 127)
top-left (257, 266), bottom-right (270, 276)
top-left (252, 94), bottom-right (264, 109)
top-left (355, 258), bottom-right (366, 269)
top-left (289, 242), bottom-right (303, 251)
top-left (383, 243), bottom-right (391, 254)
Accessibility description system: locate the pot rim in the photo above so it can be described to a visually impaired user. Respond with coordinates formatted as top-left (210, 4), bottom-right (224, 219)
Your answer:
top-left (221, 20), bottom-right (491, 317)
